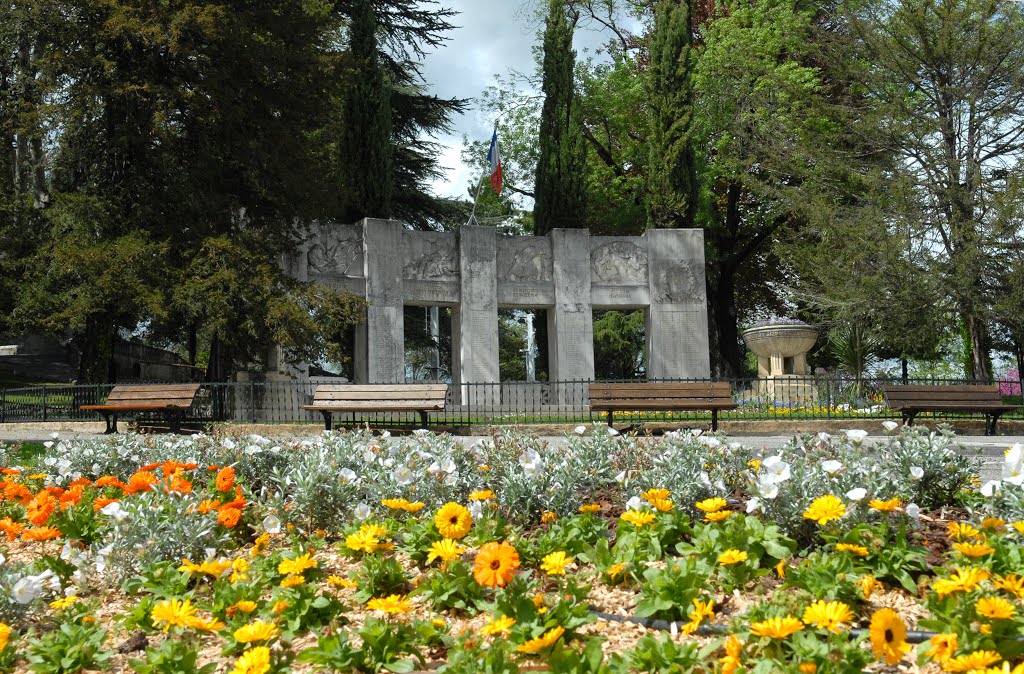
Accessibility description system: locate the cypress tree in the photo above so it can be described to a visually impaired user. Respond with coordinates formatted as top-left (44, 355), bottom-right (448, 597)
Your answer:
top-left (647, 0), bottom-right (697, 229)
top-left (339, 0), bottom-right (394, 222)
top-left (533, 0), bottom-right (587, 235)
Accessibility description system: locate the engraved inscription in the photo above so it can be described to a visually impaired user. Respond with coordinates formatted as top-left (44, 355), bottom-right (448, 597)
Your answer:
top-left (591, 241), bottom-right (648, 284)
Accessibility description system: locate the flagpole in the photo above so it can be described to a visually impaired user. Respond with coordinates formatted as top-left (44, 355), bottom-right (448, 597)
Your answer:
top-left (466, 124), bottom-right (498, 227)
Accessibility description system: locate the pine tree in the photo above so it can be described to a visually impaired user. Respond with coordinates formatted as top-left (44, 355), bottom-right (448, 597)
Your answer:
top-left (533, 0), bottom-right (587, 235)
top-left (646, 0), bottom-right (697, 229)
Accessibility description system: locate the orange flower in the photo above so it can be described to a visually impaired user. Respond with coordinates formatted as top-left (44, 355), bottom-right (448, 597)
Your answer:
top-left (216, 467), bottom-right (236, 492)
top-left (68, 477), bottom-right (92, 488)
top-left (219, 487), bottom-right (246, 511)
top-left (22, 526), bottom-right (61, 541)
top-left (44, 486), bottom-right (65, 497)
top-left (5, 482), bottom-right (32, 504)
top-left (167, 477), bottom-right (193, 495)
top-left (92, 497), bottom-right (119, 511)
top-left (0, 517), bottom-right (25, 541)
top-left (59, 485), bottom-right (85, 509)
top-left (126, 471), bottom-right (158, 494)
top-left (94, 476), bottom-right (127, 490)
top-left (195, 499), bottom-right (218, 514)
top-left (26, 490), bottom-right (56, 526)
top-left (0, 468), bottom-right (19, 475)
top-left (218, 507), bottom-right (242, 528)
top-left (473, 541), bottom-right (520, 588)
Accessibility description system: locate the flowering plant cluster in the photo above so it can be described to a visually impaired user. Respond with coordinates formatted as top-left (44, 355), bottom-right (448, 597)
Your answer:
top-left (0, 426), bottom-right (1021, 672)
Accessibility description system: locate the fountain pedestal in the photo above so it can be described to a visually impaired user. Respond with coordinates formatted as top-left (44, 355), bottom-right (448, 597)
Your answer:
top-left (741, 323), bottom-right (819, 403)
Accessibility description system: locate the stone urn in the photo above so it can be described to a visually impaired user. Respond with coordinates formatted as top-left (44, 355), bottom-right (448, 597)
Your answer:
top-left (741, 321), bottom-right (819, 402)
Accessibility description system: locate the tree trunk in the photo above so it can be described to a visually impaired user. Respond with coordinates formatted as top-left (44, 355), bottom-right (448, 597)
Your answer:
top-left (964, 311), bottom-right (990, 382)
top-left (76, 316), bottom-right (115, 383)
top-left (709, 268), bottom-right (741, 378)
top-left (188, 322), bottom-right (198, 368)
top-left (901, 357), bottom-right (908, 384)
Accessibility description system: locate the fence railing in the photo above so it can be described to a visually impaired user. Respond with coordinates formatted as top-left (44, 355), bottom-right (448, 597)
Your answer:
top-left (1, 377), bottom-right (1021, 428)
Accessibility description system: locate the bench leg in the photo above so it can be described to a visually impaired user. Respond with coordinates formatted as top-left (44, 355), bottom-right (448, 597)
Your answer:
top-left (101, 412), bottom-right (118, 434)
top-left (418, 410), bottom-right (428, 428)
top-left (711, 409), bottom-right (719, 433)
top-left (606, 411), bottom-right (614, 428)
top-left (903, 411), bottom-right (916, 427)
top-left (169, 412), bottom-right (183, 435)
top-left (987, 413), bottom-right (1002, 436)
top-left (320, 410), bottom-right (333, 432)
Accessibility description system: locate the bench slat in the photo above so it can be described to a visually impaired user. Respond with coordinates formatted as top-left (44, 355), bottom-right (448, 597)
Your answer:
top-left (590, 401), bottom-right (738, 410)
top-left (313, 390), bottom-right (447, 402)
top-left (305, 402), bottom-right (446, 411)
top-left (312, 384), bottom-right (447, 393)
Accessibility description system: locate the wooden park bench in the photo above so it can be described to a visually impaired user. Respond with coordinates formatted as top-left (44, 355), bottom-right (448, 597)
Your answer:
top-left (588, 382), bottom-right (739, 432)
top-left (882, 384), bottom-right (1023, 436)
top-left (80, 383), bottom-right (201, 434)
top-left (304, 383), bottom-right (449, 431)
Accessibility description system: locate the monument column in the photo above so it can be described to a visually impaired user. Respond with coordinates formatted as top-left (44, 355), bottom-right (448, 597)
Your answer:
top-left (550, 229), bottom-right (594, 404)
top-left (646, 229), bottom-right (711, 379)
top-left (455, 225), bottom-right (499, 405)
top-left (363, 218), bottom-right (405, 382)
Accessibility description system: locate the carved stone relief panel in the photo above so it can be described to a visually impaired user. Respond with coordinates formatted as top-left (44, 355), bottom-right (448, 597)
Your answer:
top-left (403, 232), bottom-right (459, 281)
top-left (653, 259), bottom-right (706, 303)
top-left (496, 237), bottom-right (553, 284)
top-left (591, 240), bottom-right (648, 285)
top-left (307, 224), bottom-right (363, 277)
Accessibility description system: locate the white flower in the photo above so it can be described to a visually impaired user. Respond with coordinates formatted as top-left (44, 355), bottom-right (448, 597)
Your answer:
top-left (845, 430), bottom-right (868, 444)
top-left (625, 496), bottom-right (645, 511)
top-left (573, 425), bottom-right (587, 435)
top-left (43, 441), bottom-right (54, 450)
top-left (817, 432), bottom-right (831, 442)
top-left (746, 497), bottom-right (761, 513)
top-left (244, 444), bottom-right (262, 456)
top-left (100, 501), bottom-right (128, 523)
top-left (909, 466), bottom-right (924, 480)
top-left (338, 468), bottom-right (357, 485)
top-left (519, 449), bottom-right (542, 476)
top-left (51, 432), bottom-right (60, 440)
top-left (607, 427), bottom-right (620, 436)
top-left (353, 502), bottom-right (372, 520)
top-left (0, 553), bottom-right (6, 565)
top-left (757, 480), bottom-right (779, 499)
top-left (614, 471), bottom-right (627, 484)
top-left (12, 576), bottom-right (43, 604)
top-left (1003, 444), bottom-right (1024, 486)
top-left (905, 503), bottom-right (920, 519)
top-left (44, 456), bottom-right (56, 467)
top-left (222, 438), bottom-right (236, 449)
top-left (412, 429), bottom-right (430, 437)
top-left (392, 465), bottom-right (416, 485)
top-left (821, 460), bottom-right (843, 474)
top-left (699, 436), bottom-right (722, 449)
top-left (882, 421), bottom-right (899, 432)
top-left (981, 480), bottom-right (1001, 497)
top-left (262, 515), bottom-right (282, 534)
top-left (761, 456), bottom-right (791, 483)
top-left (846, 488), bottom-right (867, 501)
top-left (428, 457), bottom-right (457, 476)
top-left (467, 501), bottom-right (483, 519)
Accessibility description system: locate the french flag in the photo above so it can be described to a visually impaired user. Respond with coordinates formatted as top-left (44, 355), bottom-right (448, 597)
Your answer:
top-left (487, 128), bottom-right (502, 194)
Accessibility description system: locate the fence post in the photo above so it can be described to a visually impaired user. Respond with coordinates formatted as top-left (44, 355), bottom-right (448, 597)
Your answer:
top-left (250, 381), bottom-right (257, 424)
top-left (41, 387), bottom-right (47, 423)
top-left (0, 388), bottom-right (4, 424)
top-left (826, 379), bottom-right (832, 419)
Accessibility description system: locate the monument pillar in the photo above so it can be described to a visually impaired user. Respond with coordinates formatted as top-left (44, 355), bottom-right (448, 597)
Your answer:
top-left (363, 218), bottom-right (405, 382)
top-left (455, 226), bottom-right (499, 405)
top-left (550, 229), bottom-right (594, 403)
top-left (646, 229), bottom-right (711, 379)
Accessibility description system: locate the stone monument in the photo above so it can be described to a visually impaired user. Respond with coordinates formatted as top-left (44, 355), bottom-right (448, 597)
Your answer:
top-left (741, 320), bottom-right (819, 403)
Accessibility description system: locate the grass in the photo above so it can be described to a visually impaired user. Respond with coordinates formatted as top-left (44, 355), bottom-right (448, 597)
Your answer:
top-left (0, 441), bottom-right (46, 468)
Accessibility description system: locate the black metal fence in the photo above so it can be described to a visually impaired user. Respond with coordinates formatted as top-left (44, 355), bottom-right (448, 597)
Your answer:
top-left (2, 377), bottom-right (1021, 428)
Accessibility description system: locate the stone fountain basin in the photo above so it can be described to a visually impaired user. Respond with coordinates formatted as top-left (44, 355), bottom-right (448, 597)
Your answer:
top-left (741, 324), bottom-right (819, 358)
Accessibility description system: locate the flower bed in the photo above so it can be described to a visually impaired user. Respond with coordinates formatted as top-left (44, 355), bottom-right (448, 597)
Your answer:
top-left (0, 426), bottom-right (1022, 673)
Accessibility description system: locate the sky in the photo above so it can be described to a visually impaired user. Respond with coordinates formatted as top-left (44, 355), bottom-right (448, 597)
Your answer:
top-left (416, 1), bottom-right (630, 200)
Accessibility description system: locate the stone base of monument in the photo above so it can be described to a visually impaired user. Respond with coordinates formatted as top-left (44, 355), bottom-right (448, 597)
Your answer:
top-left (752, 376), bottom-right (819, 406)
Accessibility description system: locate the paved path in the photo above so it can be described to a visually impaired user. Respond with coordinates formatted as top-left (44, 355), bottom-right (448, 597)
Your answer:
top-left (0, 423), bottom-right (1016, 482)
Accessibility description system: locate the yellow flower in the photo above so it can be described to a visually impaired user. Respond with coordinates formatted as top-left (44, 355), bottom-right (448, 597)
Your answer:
top-left (186, 616), bottom-right (225, 631)
top-left (858, 575), bottom-right (883, 599)
top-left (836, 543), bottom-right (869, 557)
top-left (327, 575), bottom-right (357, 588)
top-left (992, 573), bottom-right (1024, 599)
top-left (932, 566), bottom-right (990, 597)
top-left (517, 626), bottom-right (565, 654)
top-left (541, 511), bottom-right (558, 524)
top-left (0, 623), bottom-right (10, 652)
top-left (434, 503), bottom-right (473, 539)
top-left (948, 522), bottom-right (983, 540)
top-left (382, 498), bottom-right (413, 510)
top-left (687, 598), bottom-right (715, 627)
top-left (868, 497), bottom-right (901, 512)
top-left (345, 528), bottom-right (382, 554)
top-left (480, 614), bottom-right (516, 637)
top-left (980, 517), bottom-right (1006, 531)
top-left (620, 509), bottom-right (656, 527)
top-left (802, 600), bottom-right (854, 633)
top-left (151, 598), bottom-right (198, 631)
top-left (695, 497), bottom-right (728, 513)
top-left (750, 616), bottom-right (804, 639)
top-left (234, 620), bottom-right (279, 643)
top-left (943, 651), bottom-right (1002, 673)
top-left (648, 498), bottom-right (674, 512)
top-left (278, 552), bottom-right (318, 576)
top-left (280, 575), bottom-right (305, 587)
top-left (775, 560), bottom-right (787, 578)
top-left (469, 490), bottom-right (495, 501)
top-left (1013, 521), bottom-right (1024, 535)
top-left (231, 645), bottom-right (271, 674)
top-left (180, 558), bottom-right (232, 578)
top-left (403, 501), bottom-right (425, 512)
top-left (230, 600), bottom-right (258, 615)
top-left (868, 608), bottom-right (911, 665)
top-left (975, 664), bottom-right (1024, 674)
top-left (49, 595), bottom-right (79, 610)
top-left (426, 538), bottom-right (466, 567)
top-left (976, 596), bottom-right (1016, 620)
top-left (718, 549), bottom-right (748, 566)
top-left (642, 488), bottom-right (671, 502)
top-left (272, 600), bottom-right (288, 614)
top-left (367, 594), bottom-right (414, 615)
top-left (540, 551), bottom-right (572, 576)
top-left (953, 541), bottom-right (995, 558)
top-left (579, 503), bottom-right (601, 514)
top-left (607, 562), bottom-right (626, 581)
top-left (719, 635), bottom-right (743, 674)
top-left (803, 495), bottom-right (846, 525)
top-left (704, 510), bottom-right (731, 522)
top-left (925, 632), bottom-right (957, 662)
